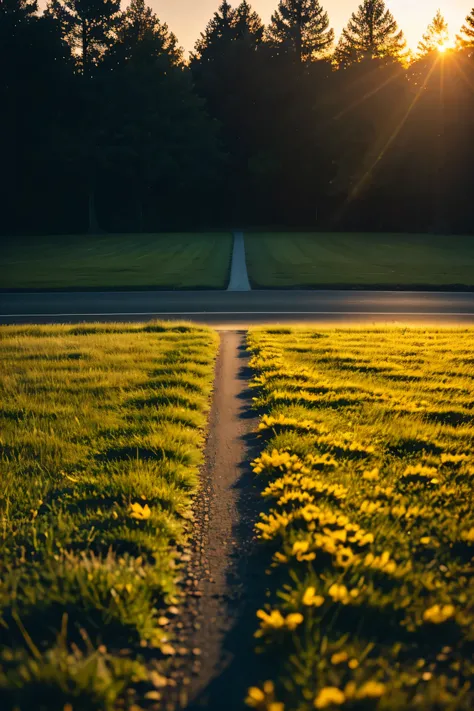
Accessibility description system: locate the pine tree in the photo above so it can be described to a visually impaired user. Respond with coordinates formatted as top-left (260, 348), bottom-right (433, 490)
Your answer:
top-left (46, 0), bottom-right (121, 73)
top-left (266, 0), bottom-right (334, 63)
top-left (417, 10), bottom-right (449, 56)
top-left (334, 0), bottom-right (407, 67)
top-left (233, 0), bottom-right (264, 44)
top-left (456, 8), bottom-right (474, 48)
top-left (193, 1), bottom-right (235, 62)
top-left (108, 0), bottom-right (182, 67)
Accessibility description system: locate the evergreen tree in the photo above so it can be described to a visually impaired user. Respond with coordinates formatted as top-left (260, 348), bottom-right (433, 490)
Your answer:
top-left (233, 0), bottom-right (264, 44)
top-left (1, 0), bottom-right (74, 233)
top-left (107, 0), bottom-right (183, 67)
top-left (46, 0), bottom-right (121, 73)
top-left (456, 8), bottom-right (474, 48)
top-left (417, 10), bottom-right (449, 56)
top-left (334, 0), bottom-right (407, 67)
top-left (98, 0), bottom-right (220, 231)
top-left (266, 0), bottom-right (334, 63)
top-left (193, 1), bottom-right (235, 63)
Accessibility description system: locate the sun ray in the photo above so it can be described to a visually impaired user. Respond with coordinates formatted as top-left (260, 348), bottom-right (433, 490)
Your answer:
top-left (345, 57), bottom-right (441, 203)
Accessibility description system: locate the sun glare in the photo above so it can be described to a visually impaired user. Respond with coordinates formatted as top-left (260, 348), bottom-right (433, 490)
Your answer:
top-left (437, 40), bottom-right (454, 53)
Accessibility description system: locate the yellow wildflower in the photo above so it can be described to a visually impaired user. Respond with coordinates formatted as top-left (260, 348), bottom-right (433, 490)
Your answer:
top-left (292, 540), bottom-right (316, 562)
top-left (461, 527), bottom-right (474, 542)
top-left (302, 587), bottom-right (325, 607)
top-left (331, 651), bottom-right (348, 665)
top-left (335, 548), bottom-right (355, 567)
top-left (362, 468), bottom-right (379, 481)
top-left (314, 687), bottom-right (345, 708)
top-left (246, 687), bottom-right (265, 707)
top-left (256, 609), bottom-right (303, 635)
top-left (423, 604), bottom-right (455, 624)
top-left (286, 613), bottom-right (304, 630)
top-left (257, 609), bottom-right (285, 630)
top-left (129, 502), bottom-right (151, 520)
top-left (329, 584), bottom-right (348, 602)
top-left (356, 681), bottom-right (386, 699)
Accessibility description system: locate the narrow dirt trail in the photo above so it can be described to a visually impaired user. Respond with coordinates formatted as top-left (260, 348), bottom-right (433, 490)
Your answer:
top-left (183, 331), bottom-right (268, 711)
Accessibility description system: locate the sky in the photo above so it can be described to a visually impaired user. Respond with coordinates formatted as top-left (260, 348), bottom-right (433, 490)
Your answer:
top-left (153, 0), bottom-right (472, 54)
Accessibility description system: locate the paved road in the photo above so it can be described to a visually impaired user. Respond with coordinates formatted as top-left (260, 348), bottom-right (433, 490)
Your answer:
top-left (2, 290), bottom-right (474, 326)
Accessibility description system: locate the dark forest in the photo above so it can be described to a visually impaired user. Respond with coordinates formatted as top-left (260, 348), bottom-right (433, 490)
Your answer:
top-left (2, 0), bottom-right (474, 235)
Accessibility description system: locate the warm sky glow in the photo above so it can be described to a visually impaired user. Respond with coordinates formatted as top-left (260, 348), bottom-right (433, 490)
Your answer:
top-left (150, 0), bottom-right (472, 54)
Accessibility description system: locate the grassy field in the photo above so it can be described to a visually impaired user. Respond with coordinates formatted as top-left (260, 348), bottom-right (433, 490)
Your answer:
top-left (0, 233), bottom-right (232, 290)
top-left (0, 323), bottom-right (218, 710)
top-left (244, 233), bottom-right (474, 289)
top-left (246, 327), bottom-right (474, 710)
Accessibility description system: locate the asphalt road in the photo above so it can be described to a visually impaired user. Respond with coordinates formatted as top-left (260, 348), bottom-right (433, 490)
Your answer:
top-left (2, 290), bottom-right (474, 326)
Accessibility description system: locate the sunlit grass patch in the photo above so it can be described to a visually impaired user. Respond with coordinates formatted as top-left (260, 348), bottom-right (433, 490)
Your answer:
top-left (246, 326), bottom-right (474, 711)
top-left (0, 322), bottom-right (218, 708)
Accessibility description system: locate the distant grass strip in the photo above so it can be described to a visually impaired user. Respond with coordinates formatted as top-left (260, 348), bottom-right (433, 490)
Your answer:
top-left (246, 327), bottom-right (474, 711)
top-left (0, 232), bottom-right (232, 289)
top-left (0, 323), bottom-right (218, 710)
top-left (245, 232), bottom-right (474, 289)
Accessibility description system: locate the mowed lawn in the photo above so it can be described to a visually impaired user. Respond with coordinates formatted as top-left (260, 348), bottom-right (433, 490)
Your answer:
top-left (246, 327), bottom-right (474, 710)
top-left (245, 232), bottom-right (474, 289)
top-left (0, 323), bottom-right (218, 710)
top-left (0, 233), bottom-right (232, 290)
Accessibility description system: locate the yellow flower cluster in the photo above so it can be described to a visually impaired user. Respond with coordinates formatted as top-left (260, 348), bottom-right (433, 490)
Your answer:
top-left (302, 587), bottom-right (325, 607)
top-left (328, 584), bottom-right (360, 605)
top-left (423, 604), bottom-right (455, 624)
top-left (401, 464), bottom-right (440, 485)
top-left (460, 527), bottom-right (474, 542)
top-left (258, 413), bottom-right (323, 434)
top-left (256, 609), bottom-right (304, 637)
top-left (314, 680), bottom-right (387, 708)
top-left (246, 680), bottom-right (284, 711)
top-left (252, 450), bottom-right (309, 476)
top-left (246, 327), bottom-right (474, 711)
top-left (363, 550), bottom-right (397, 575)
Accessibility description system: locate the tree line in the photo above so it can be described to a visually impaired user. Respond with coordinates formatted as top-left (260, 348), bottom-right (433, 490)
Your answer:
top-left (2, 0), bottom-right (474, 235)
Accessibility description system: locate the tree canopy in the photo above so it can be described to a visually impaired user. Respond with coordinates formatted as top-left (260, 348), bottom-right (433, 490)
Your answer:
top-left (334, 0), bottom-right (407, 67)
top-left (266, 0), bottom-right (334, 63)
top-left (46, 0), bottom-right (121, 72)
top-left (417, 10), bottom-right (449, 56)
top-left (457, 8), bottom-right (474, 48)
top-left (2, 0), bottom-right (474, 236)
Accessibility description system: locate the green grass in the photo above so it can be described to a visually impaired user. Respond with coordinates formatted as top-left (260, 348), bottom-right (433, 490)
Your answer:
top-left (0, 323), bottom-right (219, 710)
top-left (0, 233), bottom-right (232, 290)
top-left (244, 232), bottom-right (474, 289)
top-left (246, 327), bottom-right (474, 710)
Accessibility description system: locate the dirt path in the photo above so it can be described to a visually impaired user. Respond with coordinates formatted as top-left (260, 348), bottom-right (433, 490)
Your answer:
top-left (182, 331), bottom-right (267, 710)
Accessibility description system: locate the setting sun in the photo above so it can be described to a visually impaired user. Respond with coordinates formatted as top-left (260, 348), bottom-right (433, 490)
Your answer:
top-left (438, 40), bottom-right (454, 53)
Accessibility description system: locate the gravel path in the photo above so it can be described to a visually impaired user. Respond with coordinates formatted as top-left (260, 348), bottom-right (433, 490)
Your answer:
top-left (183, 331), bottom-right (267, 710)
top-left (227, 232), bottom-right (251, 291)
